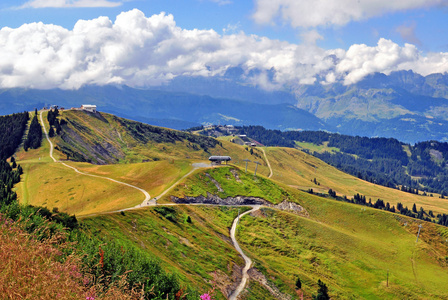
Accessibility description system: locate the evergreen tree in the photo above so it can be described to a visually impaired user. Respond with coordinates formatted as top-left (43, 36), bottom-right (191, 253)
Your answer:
top-left (295, 277), bottom-right (302, 290)
top-left (49, 126), bottom-right (55, 137)
top-left (55, 120), bottom-right (62, 135)
top-left (412, 203), bottom-right (417, 213)
top-left (24, 115), bottom-right (42, 151)
top-left (313, 279), bottom-right (329, 300)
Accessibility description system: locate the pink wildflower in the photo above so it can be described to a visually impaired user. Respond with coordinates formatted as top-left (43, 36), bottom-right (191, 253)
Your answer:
top-left (200, 294), bottom-right (212, 300)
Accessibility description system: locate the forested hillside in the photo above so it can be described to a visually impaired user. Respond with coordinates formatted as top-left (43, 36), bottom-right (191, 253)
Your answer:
top-left (236, 126), bottom-right (448, 196)
top-left (23, 110), bottom-right (42, 151)
top-left (0, 111), bottom-right (28, 159)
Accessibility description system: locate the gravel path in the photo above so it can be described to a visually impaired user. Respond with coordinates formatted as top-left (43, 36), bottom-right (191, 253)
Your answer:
top-left (261, 148), bottom-right (273, 178)
top-left (229, 205), bottom-right (260, 300)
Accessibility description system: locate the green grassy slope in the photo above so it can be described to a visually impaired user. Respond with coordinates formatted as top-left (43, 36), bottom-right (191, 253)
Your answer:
top-left (82, 205), bottom-right (250, 300)
top-left (82, 166), bottom-right (448, 299)
top-left (262, 146), bottom-right (448, 216)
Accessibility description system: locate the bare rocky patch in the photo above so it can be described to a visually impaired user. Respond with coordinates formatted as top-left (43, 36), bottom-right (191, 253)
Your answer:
top-left (205, 173), bottom-right (224, 192)
top-left (170, 194), bottom-right (305, 214)
top-left (210, 263), bottom-right (243, 298)
top-left (248, 268), bottom-right (292, 300)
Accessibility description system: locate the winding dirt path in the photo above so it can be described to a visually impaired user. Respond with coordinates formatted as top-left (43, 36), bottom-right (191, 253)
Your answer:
top-left (229, 205), bottom-right (260, 300)
top-left (261, 148), bottom-right (273, 178)
top-left (39, 111), bottom-right (150, 203)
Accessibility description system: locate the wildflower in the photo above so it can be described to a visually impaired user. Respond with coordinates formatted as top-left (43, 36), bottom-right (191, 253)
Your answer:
top-left (200, 293), bottom-right (212, 300)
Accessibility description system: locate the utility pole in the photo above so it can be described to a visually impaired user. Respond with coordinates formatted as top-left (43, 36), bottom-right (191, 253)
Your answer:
top-left (416, 224), bottom-right (422, 242)
top-left (254, 161), bottom-right (261, 176)
top-left (243, 159), bottom-right (251, 173)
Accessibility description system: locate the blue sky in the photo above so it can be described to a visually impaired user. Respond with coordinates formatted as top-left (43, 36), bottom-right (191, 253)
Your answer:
top-left (0, 0), bottom-right (447, 89)
top-left (1, 0), bottom-right (446, 51)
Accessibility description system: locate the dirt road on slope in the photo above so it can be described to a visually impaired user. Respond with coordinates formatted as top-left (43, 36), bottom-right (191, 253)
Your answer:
top-left (229, 205), bottom-right (260, 300)
top-left (261, 148), bottom-right (273, 178)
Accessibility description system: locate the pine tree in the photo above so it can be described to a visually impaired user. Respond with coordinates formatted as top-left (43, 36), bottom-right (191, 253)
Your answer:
top-left (55, 120), bottom-right (62, 135)
top-left (313, 279), bottom-right (329, 300)
top-left (412, 203), bottom-right (417, 213)
top-left (295, 277), bottom-right (302, 290)
top-left (24, 115), bottom-right (42, 150)
top-left (49, 126), bottom-right (55, 137)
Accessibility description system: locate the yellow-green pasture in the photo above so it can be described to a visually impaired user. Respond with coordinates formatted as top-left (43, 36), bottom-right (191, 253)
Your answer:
top-left (263, 146), bottom-right (448, 215)
top-left (238, 191), bottom-right (448, 299)
top-left (15, 159), bottom-right (144, 216)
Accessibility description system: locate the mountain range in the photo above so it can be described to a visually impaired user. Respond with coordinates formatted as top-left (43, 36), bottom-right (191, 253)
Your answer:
top-left (2, 69), bottom-right (448, 143)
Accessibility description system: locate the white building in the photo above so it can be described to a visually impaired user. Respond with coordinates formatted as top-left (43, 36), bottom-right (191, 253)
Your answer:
top-left (81, 104), bottom-right (97, 113)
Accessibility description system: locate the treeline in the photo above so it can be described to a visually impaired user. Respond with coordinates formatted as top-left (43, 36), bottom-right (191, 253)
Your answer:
top-left (47, 107), bottom-right (62, 137)
top-left (0, 111), bottom-right (29, 159)
top-left (0, 112), bottom-right (28, 209)
top-left (24, 110), bottom-right (42, 151)
top-left (237, 126), bottom-right (448, 195)
top-left (326, 190), bottom-right (447, 227)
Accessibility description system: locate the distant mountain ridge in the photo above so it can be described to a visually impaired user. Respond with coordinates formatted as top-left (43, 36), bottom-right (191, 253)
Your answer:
top-left (2, 69), bottom-right (448, 143)
top-left (294, 70), bottom-right (448, 143)
top-left (0, 86), bottom-right (330, 132)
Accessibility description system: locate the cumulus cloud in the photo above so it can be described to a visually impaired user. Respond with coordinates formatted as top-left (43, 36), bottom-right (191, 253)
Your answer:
top-left (335, 38), bottom-right (420, 84)
top-left (19, 0), bottom-right (122, 9)
top-left (252, 0), bottom-right (444, 28)
top-left (0, 9), bottom-right (447, 90)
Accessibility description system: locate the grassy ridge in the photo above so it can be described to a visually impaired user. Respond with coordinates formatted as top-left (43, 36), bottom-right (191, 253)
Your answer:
top-left (54, 110), bottom-right (220, 164)
top-left (169, 166), bottom-right (290, 204)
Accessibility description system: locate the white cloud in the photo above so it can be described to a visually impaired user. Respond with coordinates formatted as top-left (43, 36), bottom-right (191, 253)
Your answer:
top-left (0, 9), bottom-right (447, 90)
top-left (336, 38), bottom-right (420, 84)
top-left (253, 0), bottom-right (444, 28)
top-left (19, 0), bottom-right (122, 9)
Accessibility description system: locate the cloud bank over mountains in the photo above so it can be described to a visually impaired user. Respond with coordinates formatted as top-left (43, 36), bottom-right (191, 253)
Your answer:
top-left (0, 9), bottom-right (447, 90)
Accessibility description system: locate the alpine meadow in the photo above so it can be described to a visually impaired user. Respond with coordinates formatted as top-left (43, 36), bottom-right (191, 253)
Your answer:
top-left (2, 1), bottom-right (448, 300)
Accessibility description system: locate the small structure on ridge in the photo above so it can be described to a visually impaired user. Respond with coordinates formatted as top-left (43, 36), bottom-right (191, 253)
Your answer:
top-left (81, 104), bottom-right (97, 113)
top-left (209, 156), bottom-right (231, 165)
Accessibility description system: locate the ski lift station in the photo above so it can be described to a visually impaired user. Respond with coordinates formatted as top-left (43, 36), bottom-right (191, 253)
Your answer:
top-left (81, 104), bottom-right (97, 113)
top-left (209, 156), bottom-right (231, 165)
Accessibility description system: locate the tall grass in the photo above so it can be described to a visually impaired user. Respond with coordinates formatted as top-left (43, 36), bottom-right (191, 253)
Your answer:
top-left (0, 213), bottom-right (141, 299)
